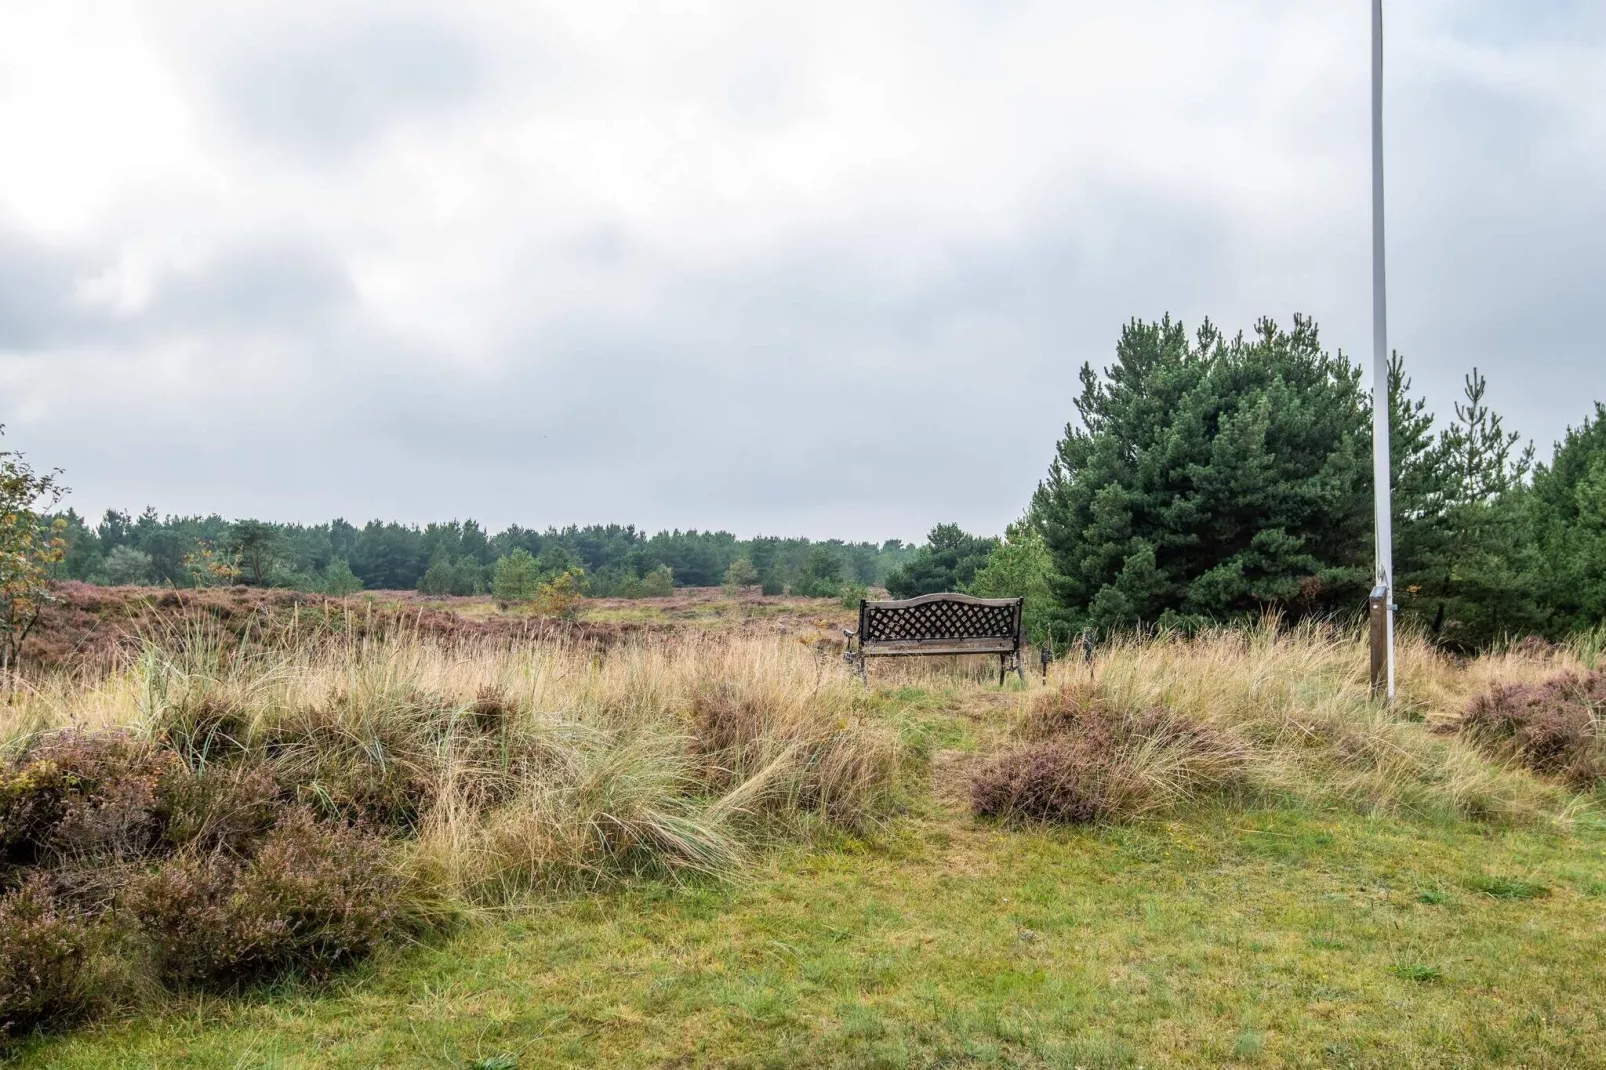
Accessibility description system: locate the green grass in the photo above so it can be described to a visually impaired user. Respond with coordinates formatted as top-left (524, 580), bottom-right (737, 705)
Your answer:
top-left (1465, 875), bottom-right (1552, 900)
top-left (16, 799), bottom-right (1606, 1068)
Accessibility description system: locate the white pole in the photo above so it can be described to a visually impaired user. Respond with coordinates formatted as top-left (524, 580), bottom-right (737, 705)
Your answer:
top-left (1371, 0), bottom-right (1395, 701)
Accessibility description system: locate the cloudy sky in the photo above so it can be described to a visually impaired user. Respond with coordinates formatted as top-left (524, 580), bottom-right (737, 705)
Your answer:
top-left (1, 1), bottom-right (1602, 542)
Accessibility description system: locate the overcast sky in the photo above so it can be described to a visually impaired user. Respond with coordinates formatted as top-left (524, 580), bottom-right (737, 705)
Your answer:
top-left (1, 1), bottom-right (1602, 543)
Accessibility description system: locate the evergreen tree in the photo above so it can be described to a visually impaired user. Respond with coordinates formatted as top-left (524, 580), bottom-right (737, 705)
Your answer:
top-left (1032, 315), bottom-right (1371, 633)
top-left (1530, 402), bottom-right (1606, 634)
top-left (104, 545), bottom-right (154, 586)
top-left (1417, 369), bottom-right (1539, 648)
top-left (722, 556), bottom-right (759, 592)
top-left (323, 558), bottom-right (362, 596)
top-left (492, 549), bottom-right (542, 604)
top-left (226, 519), bottom-right (283, 586)
top-left (884, 524), bottom-right (998, 598)
top-left (350, 522), bottom-right (427, 590)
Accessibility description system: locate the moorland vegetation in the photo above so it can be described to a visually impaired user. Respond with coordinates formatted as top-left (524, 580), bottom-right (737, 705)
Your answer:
top-left (2, 313), bottom-right (1605, 1064)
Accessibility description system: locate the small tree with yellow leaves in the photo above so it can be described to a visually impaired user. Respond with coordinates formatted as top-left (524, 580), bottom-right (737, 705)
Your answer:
top-left (183, 540), bottom-right (242, 587)
top-left (0, 429), bottom-right (67, 683)
top-left (533, 567), bottom-right (587, 620)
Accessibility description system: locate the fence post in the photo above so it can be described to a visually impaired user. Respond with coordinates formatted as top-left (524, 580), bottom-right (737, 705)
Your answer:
top-left (1369, 584), bottom-right (1389, 699)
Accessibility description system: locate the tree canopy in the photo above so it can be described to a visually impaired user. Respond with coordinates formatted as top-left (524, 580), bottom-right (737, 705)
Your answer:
top-left (884, 524), bottom-right (999, 598)
top-left (1032, 315), bottom-right (1371, 632)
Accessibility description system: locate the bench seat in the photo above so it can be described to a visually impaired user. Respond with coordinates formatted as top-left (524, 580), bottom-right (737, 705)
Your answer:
top-left (844, 592), bottom-right (1024, 684)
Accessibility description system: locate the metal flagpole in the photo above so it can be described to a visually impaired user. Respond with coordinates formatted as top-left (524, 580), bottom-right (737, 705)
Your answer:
top-left (1369, 0), bottom-right (1395, 701)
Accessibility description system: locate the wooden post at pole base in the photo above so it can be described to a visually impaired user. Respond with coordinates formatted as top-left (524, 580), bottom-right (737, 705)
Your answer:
top-left (1369, 584), bottom-right (1389, 699)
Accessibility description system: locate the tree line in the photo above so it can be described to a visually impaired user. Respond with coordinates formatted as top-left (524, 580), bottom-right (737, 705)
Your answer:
top-left (45, 510), bottom-right (917, 600)
top-left (884, 314), bottom-right (1605, 652)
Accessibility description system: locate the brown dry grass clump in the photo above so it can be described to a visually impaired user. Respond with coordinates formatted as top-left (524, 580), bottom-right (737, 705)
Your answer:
top-left (1460, 670), bottom-right (1606, 787)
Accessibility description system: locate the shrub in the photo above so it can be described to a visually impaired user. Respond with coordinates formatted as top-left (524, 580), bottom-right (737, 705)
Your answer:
top-left (972, 684), bottom-right (1249, 823)
top-left (0, 732), bottom-right (178, 867)
top-left (126, 809), bottom-right (412, 988)
top-left (533, 568), bottom-right (587, 620)
top-left (722, 557), bottom-right (759, 594)
top-left (971, 738), bottom-right (1113, 823)
top-left (492, 550), bottom-right (542, 604)
top-left (640, 564), bottom-right (675, 598)
top-left (323, 558), bottom-right (362, 596)
top-left (469, 685), bottom-right (517, 736)
top-left (1461, 670), bottom-right (1606, 786)
top-left (103, 545), bottom-right (154, 587)
top-left (159, 762), bottom-right (285, 855)
top-left (0, 877), bottom-right (101, 1042)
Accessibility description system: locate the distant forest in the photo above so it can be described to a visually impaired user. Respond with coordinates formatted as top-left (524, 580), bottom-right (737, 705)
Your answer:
top-left (47, 512), bottom-right (917, 600)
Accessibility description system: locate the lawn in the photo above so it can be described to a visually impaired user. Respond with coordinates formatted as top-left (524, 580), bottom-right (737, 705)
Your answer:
top-left (14, 669), bottom-right (1606, 1070)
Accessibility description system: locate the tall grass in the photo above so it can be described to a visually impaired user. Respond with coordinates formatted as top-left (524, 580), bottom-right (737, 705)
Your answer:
top-left (981, 619), bottom-right (1589, 825)
top-left (3, 626), bottom-right (907, 900)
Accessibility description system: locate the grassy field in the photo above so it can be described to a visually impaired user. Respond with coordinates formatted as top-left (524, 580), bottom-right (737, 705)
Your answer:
top-left (6, 611), bottom-right (1606, 1068)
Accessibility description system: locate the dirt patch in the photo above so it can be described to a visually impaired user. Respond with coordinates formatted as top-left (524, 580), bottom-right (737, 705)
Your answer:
top-left (931, 749), bottom-right (986, 812)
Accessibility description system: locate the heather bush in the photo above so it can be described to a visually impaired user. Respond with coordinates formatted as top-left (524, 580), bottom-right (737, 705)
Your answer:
top-left (469, 684), bottom-right (517, 735)
top-left (126, 809), bottom-right (413, 988)
top-left (971, 739), bottom-right (1113, 823)
top-left (972, 683), bottom-right (1250, 824)
top-left (159, 762), bottom-right (284, 855)
top-left (1461, 670), bottom-right (1606, 787)
top-left (0, 877), bottom-right (111, 1042)
top-left (0, 731), bottom-right (178, 868)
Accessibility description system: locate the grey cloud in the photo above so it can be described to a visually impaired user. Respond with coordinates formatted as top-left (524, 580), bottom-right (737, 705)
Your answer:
top-left (332, 187), bottom-right (1239, 538)
top-left (1388, 54), bottom-right (1606, 450)
top-left (0, 229), bottom-right (98, 349)
top-left (217, 15), bottom-right (481, 158)
top-left (144, 240), bottom-right (357, 331)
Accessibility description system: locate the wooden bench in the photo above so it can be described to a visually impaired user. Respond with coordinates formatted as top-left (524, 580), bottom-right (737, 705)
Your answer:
top-left (843, 593), bottom-right (1025, 686)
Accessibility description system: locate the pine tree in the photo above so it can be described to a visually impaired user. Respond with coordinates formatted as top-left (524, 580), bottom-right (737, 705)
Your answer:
top-left (1530, 402), bottom-right (1606, 634)
top-left (1032, 315), bottom-right (1371, 633)
top-left (884, 524), bottom-right (998, 598)
top-left (492, 549), bottom-right (542, 604)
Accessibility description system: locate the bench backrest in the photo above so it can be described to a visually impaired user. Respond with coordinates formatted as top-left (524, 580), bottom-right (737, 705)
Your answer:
top-left (858, 593), bottom-right (1023, 654)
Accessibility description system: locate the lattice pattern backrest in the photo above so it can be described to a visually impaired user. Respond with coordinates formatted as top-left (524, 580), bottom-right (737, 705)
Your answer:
top-left (864, 599), bottom-right (1017, 642)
